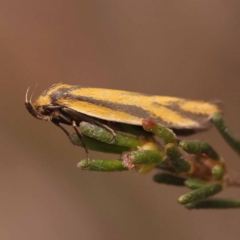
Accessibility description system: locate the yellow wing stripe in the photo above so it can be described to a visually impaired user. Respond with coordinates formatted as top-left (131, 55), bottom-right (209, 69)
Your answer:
top-left (57, 97), bottom-right (201, 128)
top-left (68, 88), bottom-right (219, 127)
top-left (71, 88), bottom-right (220, 114)
top-left (149, 106), bottom-right (199, 127)
top-left (178, 101), bottom-right (220, 115)
top-left (56, 98), bottom-right (144, 125)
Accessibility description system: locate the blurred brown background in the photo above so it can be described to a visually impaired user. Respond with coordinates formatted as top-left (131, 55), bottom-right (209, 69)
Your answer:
top-left (1, 1), bottom-right (240, 240)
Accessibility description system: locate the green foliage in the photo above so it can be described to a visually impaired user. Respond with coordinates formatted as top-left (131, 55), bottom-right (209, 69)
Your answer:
top-left (71, 114), bottom-right (240, 209)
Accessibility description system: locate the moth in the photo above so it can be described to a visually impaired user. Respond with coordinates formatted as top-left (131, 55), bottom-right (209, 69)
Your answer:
top-left (25, 83), bottom-right (220, 157)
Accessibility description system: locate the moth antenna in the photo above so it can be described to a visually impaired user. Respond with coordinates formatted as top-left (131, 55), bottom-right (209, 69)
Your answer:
top-left (25, 86), bottom-right (31, 103)
top-left (29, 83), bottom-right (38, 103)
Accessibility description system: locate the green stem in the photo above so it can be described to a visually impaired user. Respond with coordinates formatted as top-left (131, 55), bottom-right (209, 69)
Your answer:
top-left (212, 113), bottom-right (240, 156)
top-left (179, 140), bottom-right (220, 161)
top-left (186, 199), bottom-right (240, 209)
top-left (153, 173), bottom-right (185, 186)
top-left (80, 122), bottom-right (141, 148)
top-left (184, 178), bottom-right (210, 190)
top-left (142, 120), bottom-right (177, 144)
top-left (165, 144), bottom-right (191, 173)
top-left (124, 150), bottom-right (163, 165)
top-left (78, 159), bottom-right (128, 172)
top-left (71, 133), bottom-right (131, 154)
top-left (178, 184), bottom-right (222, 205)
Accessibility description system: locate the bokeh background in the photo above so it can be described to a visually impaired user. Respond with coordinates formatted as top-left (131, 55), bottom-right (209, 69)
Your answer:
top-left (1, 1), bottom-right (240, 240)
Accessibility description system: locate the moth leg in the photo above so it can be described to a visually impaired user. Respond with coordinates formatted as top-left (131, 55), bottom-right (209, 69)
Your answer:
top-left (52, 116), bottom-right (90, 162)
top-left (79, 121), bottom-right (140, 147)
top-left (72, 120), bottom-right (90, 163)
top-left (93, 120), bottom-right (117, 141)
top-left (61, 107), bottom-right (117, 141)
top-left (52, 119), bottom-right (70, 138)
top-left (51, 110), bottom-right (74, 137)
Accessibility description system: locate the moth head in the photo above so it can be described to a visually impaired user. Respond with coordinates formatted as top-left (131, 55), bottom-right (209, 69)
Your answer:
top-left (25, 86), bottom-right (51, 121)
